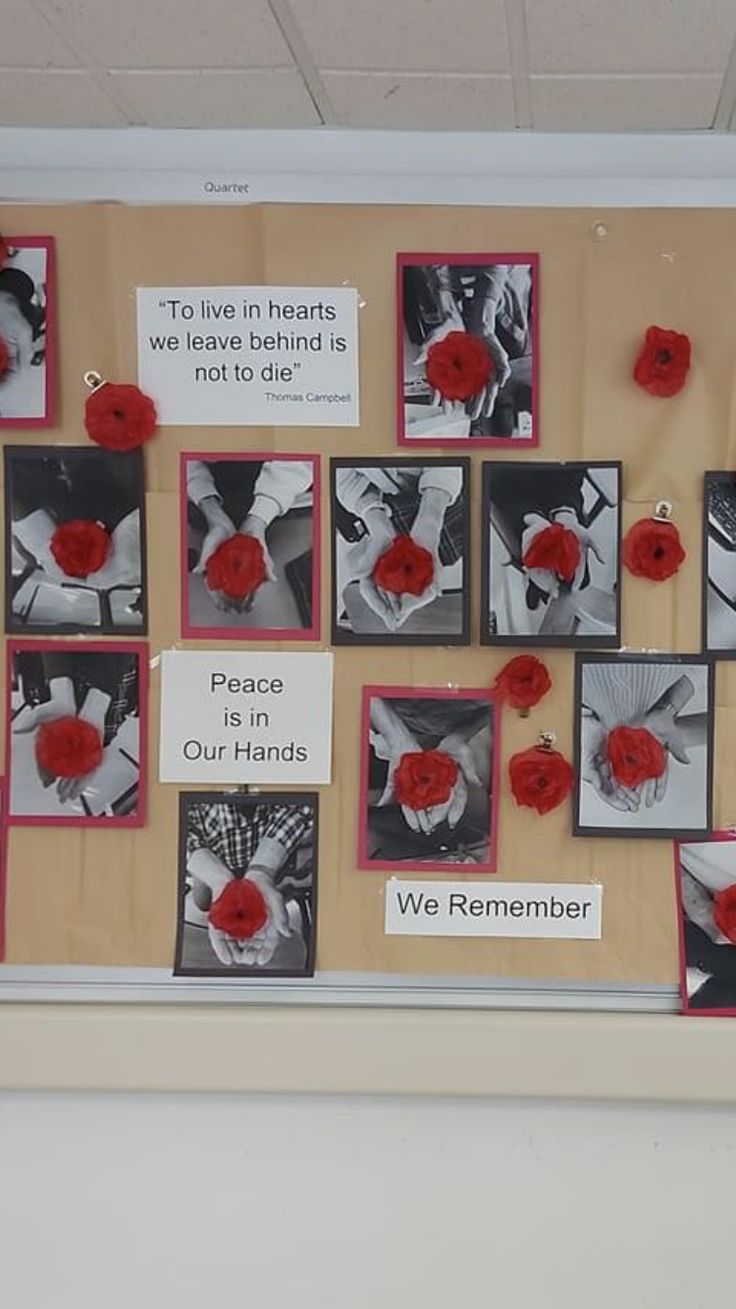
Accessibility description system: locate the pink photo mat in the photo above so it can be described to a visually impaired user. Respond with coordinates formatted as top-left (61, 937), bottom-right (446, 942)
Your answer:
top-left (674, 829), bottom-right (736, 1018)
top-left (179, 451), bottom-right (322, 641)
top-left (395, 251), bottom-right (540, 450)
top-left (0, 235), bottom-right (57, 429)
top-left (0, 776), bottom-right (8, 960)
top-left (358, 684), bottom-right (502, 873)
top-left (5, 639), bottom-right (149, 829)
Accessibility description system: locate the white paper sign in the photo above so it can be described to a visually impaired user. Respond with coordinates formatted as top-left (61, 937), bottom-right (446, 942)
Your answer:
top-left (159, 651), bottom-right (333, 783)
top-left (385, 881), bottom-right (602, 940)
top-left (137, 285), bottom-right (359, 426)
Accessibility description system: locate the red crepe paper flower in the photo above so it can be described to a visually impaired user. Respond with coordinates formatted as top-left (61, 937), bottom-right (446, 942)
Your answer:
top-left (35, 715), bottom-right (103, 779)
top-left (494, 655), bottom-right (552, 712)
top-left (0, 235), bottom-right (8, 269)
top-left (623, 517), bottom-right (685, 582)
top-left (605, 725), bottom-right (666, 789)
top-left (508, 746), bottom-right (574, 815)
top-left (425, 330), bottom-right (492, 402)
top-left (0, 334), bottom-right (10, 380)
top-left (85, 382), bottom-right (157, 453)
top-left (713, 884), bottom-right (736, 946)
top-left (633, 325), bottom-right (691, 398)
top-left (522, 522), bottom-right (581, 584)
top-left (394, 749), bottom-right (459, 811)
top-left (50, 519), bottom-right (111, 579)
top-left (209, 878), bottom-right (268, 941)
top-left (205, 533), bottom-right (267, 600)
top-left (372, 535), bottom-right (434, 597)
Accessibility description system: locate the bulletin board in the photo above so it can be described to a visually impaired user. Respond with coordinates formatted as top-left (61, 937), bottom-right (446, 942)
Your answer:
top-left (1, 198), bottom-right (734, 1003)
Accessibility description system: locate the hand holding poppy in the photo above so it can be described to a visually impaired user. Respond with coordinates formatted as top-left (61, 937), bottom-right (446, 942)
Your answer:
top-left (521, 510), bottom-right (603, 599)
top-left (385, 485), bottom-right (453, 629)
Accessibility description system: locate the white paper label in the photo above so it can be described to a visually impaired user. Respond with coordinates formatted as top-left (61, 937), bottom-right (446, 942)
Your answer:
top-left (159, 650), bottom-right (333, 784)
top-left (137, 285), bottom-right (359, 426)
top-left (384, 881), bottom-right (602, 940)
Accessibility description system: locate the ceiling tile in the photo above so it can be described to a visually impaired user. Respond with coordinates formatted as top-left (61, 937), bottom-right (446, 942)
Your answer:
top-left (43, 0), bottom-right (293, 68)
top-left (531, 74), bottom-right (722, 130)
top-left (288, 0), bottom-right (510, 72)
top-left (0, 0), bottom-right (78, 67)
top-left (323, 72), bottom-right (515, 128)
top-left (0, 69), bottom-right (125, 125)
top-left (525, 0), bottom-right (736, 73)
top-left (109, 70), bottom-right (320, 127)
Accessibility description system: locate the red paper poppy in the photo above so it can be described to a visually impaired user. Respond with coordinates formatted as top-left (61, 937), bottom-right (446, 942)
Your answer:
top-left (522, 522), bottom-right (581, 584)
top-left (209, 878), bottom-right (268, 941)
top-left (508, 746), bottom-right (574, 815)
top-left (493, 654), bottom-right (552, 712)
top-left (633, 325), bottom-right (691, 398)
top-left (372, 535), bottom-right (434, 597)
top-left (50, 519), bottom-right (111, 579)
top-left (0, 235), bottom-right (7, 268)
top-left (394, 749), bottom-right (459, 811)
top-left (85, 382), bottom-right (158, 453)
top-left (605, 725), bottom-right (666, 789)
top-left (623, 517), bottom-right (685, 582)
top-left (0, 334), bottom-right (10, 380)
top-left (425, 330), bottom-right (492, 402)
top-left (35, 715), bottom-right (103, 779)
top-left (713, 884), bottom-right (736, 946)
top-left (205, 533), bottom-right (267, 600)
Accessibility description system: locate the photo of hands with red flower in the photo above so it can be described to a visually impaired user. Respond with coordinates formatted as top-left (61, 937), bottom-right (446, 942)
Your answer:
top-left (5, 446), bottom-right (146, 636)
top-left (8, 644), bottom-right (144, 824)
top-left (332, 458), bottom-right (469, 644)
top-left (576, 656), bottom-right (713, 838)
top-left (677, 836), bottom-right (736, 1015)
top-left (176, 792), bottom-right (317, 977)
top-left (484, 461), bottom-right (621, 646)
top-left (360, 690), bottom-right (496, 870)
top-left (183, 455), bottom-right (318, 639)
top-left (399, 255), bottom-right (536, 445)
top-left (0, 238), bottom-right (53, 426)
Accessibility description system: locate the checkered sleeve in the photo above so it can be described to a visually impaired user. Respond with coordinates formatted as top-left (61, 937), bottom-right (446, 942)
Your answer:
top-left (262, 804), bottom-right (314, 858)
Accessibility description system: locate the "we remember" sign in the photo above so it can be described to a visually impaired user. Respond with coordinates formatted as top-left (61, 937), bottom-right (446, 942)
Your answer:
top-left (385, 880), bottom-right (602, 940)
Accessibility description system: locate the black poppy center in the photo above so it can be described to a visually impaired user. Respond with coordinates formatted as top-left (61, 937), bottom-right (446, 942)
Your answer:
top-left (113, 407), bottom-right (125, 420)
top-left (653, 545), bottom-right (664, 559)
top-left (657, 349), bottom-right (672, 365)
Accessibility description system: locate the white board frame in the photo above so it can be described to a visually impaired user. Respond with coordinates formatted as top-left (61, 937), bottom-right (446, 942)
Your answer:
top-left (2, 127), bottom-right (736, 1097)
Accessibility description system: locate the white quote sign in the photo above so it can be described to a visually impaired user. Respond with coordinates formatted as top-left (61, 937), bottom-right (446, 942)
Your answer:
top-left (159, 650), bottom-right (333, 784)
top-left (137, 284), bottom-right (359, 426)
top-left (385, 881), bottom-right (602, 940)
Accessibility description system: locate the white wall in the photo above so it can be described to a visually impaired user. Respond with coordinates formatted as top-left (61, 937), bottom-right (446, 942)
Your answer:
top-left (0, 1090), bottom-right (732, 1308)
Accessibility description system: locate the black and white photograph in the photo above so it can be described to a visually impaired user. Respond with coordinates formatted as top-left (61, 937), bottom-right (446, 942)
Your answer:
top-left (331, 457), bottom-right (470, 645)
top-left (175, 791), bottom-right (318, 978)
top-left (359, 687), bottom-right (498, 871)
top-left (181, 453), bottom-right (320, 640)
top-left (703, 471), bottom-right (736, 655)
top-left (5, 446), bottom-right (147, 636)
top-left (6, 641), bottom-right (147, 827)
top-left (397, 252), bottom-right (538, 447)
top-left (481, 461), bottom-right (621, 647)
top-left (574, 654), bottom-right (714, 839)
top-left (0, 236), bottom-right (55, 427)
top-left (676, 835), bottom-right (736, 1016)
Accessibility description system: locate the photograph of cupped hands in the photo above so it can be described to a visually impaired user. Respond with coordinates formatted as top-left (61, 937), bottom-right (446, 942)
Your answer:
top-left (676, 836), bottom-right (736, 1014)
top-left (331, 457), bottom-right (470, 644)
top-left (574, 655), bottom-right (713, 838)
top-left (360, 688), bottom-right (497, 871)
top-left (182, 453), bottom-right (319, 639)
top-left (7, 643), bottom-right (145, 825)
top-left (176, 791), bottom-right (317, 978)
top-left (483, 461), bottom-right (621, 647)
top-left (5, 446), bottom-right (146, 635)
top-left (398, 254), bottom-right (537, 445)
